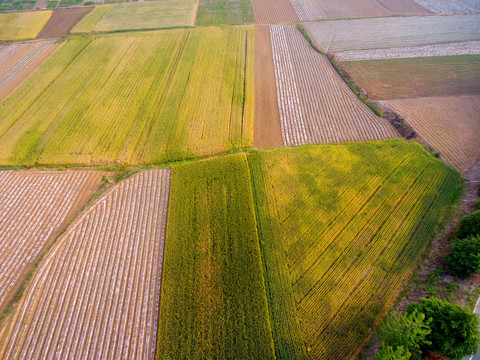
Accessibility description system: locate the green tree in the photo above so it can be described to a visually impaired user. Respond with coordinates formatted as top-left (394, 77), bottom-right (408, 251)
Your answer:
top-left (407, 297), bottom-right (480, 360)
top-left (456, 210), bottom-right (480, 239)
top-left (374, 344), bottom-right (411, 360)
top-left (446, 235), bottom-right (480, 278)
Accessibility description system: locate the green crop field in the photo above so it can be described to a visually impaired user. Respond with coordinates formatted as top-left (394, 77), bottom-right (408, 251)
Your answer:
top-left (157, 154), bottom-right (275, 359)
top-left (0, 26), bottom-right (254, 166)
top-left (71, 0), bottom-right (197, 33)
top-left (248, 141), bottom-right (460, 359)
top-left (195, 0), bottom-right (254, 26)
top-left (0, 11), bottom-right (52, 40)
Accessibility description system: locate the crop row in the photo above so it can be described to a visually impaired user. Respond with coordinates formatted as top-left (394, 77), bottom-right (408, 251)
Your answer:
top-left (289, 0), bottom-right (355, 20)
top-left (0, 169), bottom-right (170, 360)
top-left (413, 0), bottom-right (480, 14)
top-left (269, 25), bottom-right (398, 146)
top-left (195, 0), bottom-right (254, 25)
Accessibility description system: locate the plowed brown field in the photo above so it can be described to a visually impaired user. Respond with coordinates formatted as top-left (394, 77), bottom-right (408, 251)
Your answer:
top-left (37, 8), bottom-right (93, 38)
top-left (254, 25), bottom-right (282, 148)
top-left (270, 25), bottom-right (398, 146)
top-left (0, 40), bottom-right (58, 101)
top-left (0, 170), bottom-right (102, 316)
top-left (0, 169), bottom-right (170, 360)
top-left (251, 0), bottom-right (298, 23)
top-left (384, 95), bottom-right (480, 174)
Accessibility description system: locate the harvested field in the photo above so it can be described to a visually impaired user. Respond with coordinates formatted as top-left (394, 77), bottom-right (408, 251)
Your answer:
top-left (254, 25), bottom-right (282, 148)
top-left (0, 40), bottom-right (58, 101)
top-left (0, 170), bottom-right (102, 316)
top-left (157, 155), bottom-right (275, 359)
top-left (0, 11), bottom-right (52, 41)
top-left (0, 27), bottom-right (254, 166)
top-left (251, 0), bottom-right (298, 23)
top-left (71, 1), bottom-right (196, 33)
top-left (384, 95), bottom-right (480, 174)
top-left (304, 15), bottom-right (480, 52)
top-left (337, 41), bottom-right (480, 61)
top-left (269, 25), bottom-right (398, 146)
top-left (248, 141), bottom-right (460, 359)
top-left (413, 0), bottom-right (480, 14)
top-left (0, 169), bottom-right (171, 360)
top-left (195, 0), bottom-right (254, 25)
top-left (289, 0), bottom-right (355, 20)
top-left (37, 8), bottom-right (93, 38)
top-left (343, 55), bottom-right (480, 99)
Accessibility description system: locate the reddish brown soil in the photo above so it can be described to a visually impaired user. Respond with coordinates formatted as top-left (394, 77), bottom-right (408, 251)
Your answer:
top-left (254, 25), bottom-right (283, 148)
top-left (37, 7), bottom-right (93, 38)
top-left (345, 0), bottom-right (432, 16)
top-left (251, 0), bottom-right (298, 23)
top-left (0, 42), bottom-right (59, 101)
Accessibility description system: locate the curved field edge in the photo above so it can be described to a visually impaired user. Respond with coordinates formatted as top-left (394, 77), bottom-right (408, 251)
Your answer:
top-left (247, 141), bottom-right (460, 359)
top-left (156, 153), bottom-right (275, 359)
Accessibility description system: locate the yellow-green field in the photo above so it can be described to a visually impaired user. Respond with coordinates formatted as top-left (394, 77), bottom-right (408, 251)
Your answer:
top-left (0, 11), bottom-right (52, 41)
top-left (0, 26), bottom-right (254, 166)
top-left (71, 0), bottom-right (197, 33)
top-left (248, 141), bottom-right (460, 359)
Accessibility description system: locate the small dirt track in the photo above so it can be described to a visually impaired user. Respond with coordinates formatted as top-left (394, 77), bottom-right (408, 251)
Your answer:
top-left (37, 7), bottom-right (93, 38)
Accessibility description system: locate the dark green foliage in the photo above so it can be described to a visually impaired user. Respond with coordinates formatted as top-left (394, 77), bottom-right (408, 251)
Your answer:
top-left (456, 210), bottom-right (480, 239)
top-left (407, 297), bottom-right (480, 360)
top-left (374, 344), bottom-right (411, 360)
top-left (446, 235), bottom-right (480, 278)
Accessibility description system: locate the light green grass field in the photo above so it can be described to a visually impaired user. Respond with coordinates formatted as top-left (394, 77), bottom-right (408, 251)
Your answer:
top-left (0, 11), bottom-right (52, 41)
top-left (157, 153), bottom-right (275, 359)
top-left (247, 141), bottom-right (460, 359)
top-left (195, 0), bottom-right (254, 25)
top-left (0, 26), bottom-right (254, 166)
top-left (71, 0), bottom-right (196, 33)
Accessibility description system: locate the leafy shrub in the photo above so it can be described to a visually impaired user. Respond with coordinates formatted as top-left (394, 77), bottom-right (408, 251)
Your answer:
top-left (446, 235), bottom-right (480, 278)
top-left (456, 210), bottom-right (480, 239)
top-left (374, 344), bottom-right (411, 360)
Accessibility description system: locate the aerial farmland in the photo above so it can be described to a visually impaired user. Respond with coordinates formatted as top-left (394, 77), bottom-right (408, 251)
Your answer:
top-left (0, 0), bottom-right (478, 359)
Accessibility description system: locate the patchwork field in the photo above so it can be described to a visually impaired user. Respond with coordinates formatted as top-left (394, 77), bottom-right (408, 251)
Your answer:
top-left (384, 95), bottom-right (480, 175)
top-left (251, 0), bottom-right (298, 23)
top-left (337, 41), bottom-right (480, 61)
top-left (157, 154), bottom-right (275, 359)
top-left (71, 1), bottom-right (197, 33)
top-left (37, 8), bottom-right (93, 38)
top-left (413, 0), bottom-right (480, 14)
top-left (0, 170), bottom-right (102, 316)
top-left (0, 11), bottom-right (52, 41)
top-left (304, 15), bottom-right (480, 53)
top-left (195, 0), bottom-right (254, 25)
top-left (0, 26), bottom-right (254, 165)
top-left (343, 55), bottom-right (480, 99)
top-left (248, 141), bottom-right (460, 359)
top-left (270, 25), bottom-right (398, 146)
top-left (0, 40), bottom-right (59, 101)
top-left (0, 169), bottom-right (171, 359)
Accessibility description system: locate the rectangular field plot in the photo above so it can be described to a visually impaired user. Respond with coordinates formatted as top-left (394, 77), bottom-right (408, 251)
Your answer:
top-left (384, 95), bottom-right (480, 175)
top-left (343, 55), bottom-right (480, 100)
top-left (248, 141), bottom-right (460, 360)
top-left (251, 0), bottom-right (298, 23)
top-left (72, 1), bottom-right (197, 33)
top-left (0, 40), bottom-right (59, 101)
top-left (0, 27), bottom-right (254, 166)
top-left (304, 15), bottom-right (480, 52)
top-left (195, 0), bottom-right (254, 25)
top-left (270, 25), bottom-right (398, 146)
top-left (0, 11), bottom-right (52, 41)
top-left (0, 170), bottom-right (102, 316)
top-left (0, 169), bottom-right (171, 360)
top-left (413, 0), bottom-right (480, 14)
top-left (157, 154), bottom-right (275, 359)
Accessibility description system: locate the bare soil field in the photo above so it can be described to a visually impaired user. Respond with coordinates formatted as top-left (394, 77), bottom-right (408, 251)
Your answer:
top-left (0, 170), bottom-right (102, 316)
top-left (251, 0), bottom-right (298, 23)
top-left (0, 40), bottom-right (58, 101)
top-left (343, 55), bottom-right (480, 100)
top-left (304, 15), bottom-right (480, 52)
top-left (384, 95), bottom-right (480, 174)
top-left (269, 25), bottom-right (398, 146)
top-left (254, 25), bottom-right (282, 148)
top-left (413, 0), bottom-right (480, 14)
top-left (0, 169), bottom-right (170, 360)
top-left (337, 41), bottom-right (480, 61)
top-left (37, 8), bottom-right (93, 38)
top-left (289, 0), bottom-right (355, 20)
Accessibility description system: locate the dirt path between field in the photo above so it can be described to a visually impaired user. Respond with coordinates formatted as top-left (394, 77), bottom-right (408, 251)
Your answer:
top-left (254, 25), bottom-right (282, 149)
top-left (37, 7), bottom-right (93, 38)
